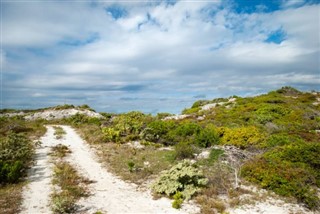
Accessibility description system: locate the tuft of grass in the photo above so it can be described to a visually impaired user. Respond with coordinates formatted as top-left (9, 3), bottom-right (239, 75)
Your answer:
top-left (53, 126), bottom-right (66, 140)
top-left (0, 183), bottom-right (24, 214)
top-left (51, 144), bottom-right (71, 158)
top-left (50, 145), bottom-right (91, 214)
top-left (51, 161), bottom-right (91, 214)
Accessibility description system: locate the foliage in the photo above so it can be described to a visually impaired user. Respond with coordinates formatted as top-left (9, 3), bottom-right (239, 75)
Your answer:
top-left (113, 111), bottom-right (151, 136)
top-left (191, 100), bottom-right (210, 108)
top-left (51, 159), bottom-right (90, 213)
top-left (174, 141), bottom-right (195, 160)
top-left (194, 124), bottom-right (219, 148)
top-left (53, 126), bottom-right (66, 139)
top-left (276, 86), bottom-right (301, 95)
top-left (127, 161), bottom-right (135, 172)
top-left (102, 127), bottom-right (120, 143)
top-left (78, 104), bottom-right (95, 112)
top-left (255, 104), bottom-right (291, 124)
top-left (156, 112), bottom-right (174, 120)
top-left (51, 144), bottom-right (71, 158)
top-left (220, 126), bottom-right (265, 149)
top-left (0, 132), bottom-right (34, 183)
top-left (182, 107), bottom-right (200, 115)
top-left (173, 122), bottom-right (201, 138)
top-left (141, 120), bottom-right (176, 143)
top-left (54, 104), bottom-right (75, 110)
top-left (208, 148), bottom-right (224, 163)
top-left (242, 141), bottom-right (320, 209)
top-left (172, 192), bottom-right (183, 209)
top-left (152, 160), bottom-right (208, 200)
top-left (262, 133), bottom-right (302, 148)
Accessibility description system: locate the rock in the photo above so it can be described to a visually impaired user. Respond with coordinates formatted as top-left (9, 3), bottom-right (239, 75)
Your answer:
top-left (162, 114), bottom-right (190, 120)
top-left (127, 141), bottom-right (145, 149)
top-left (196, 150), bottom-right (210, 159)
top-left (201, 103), bottom-right (217, 111)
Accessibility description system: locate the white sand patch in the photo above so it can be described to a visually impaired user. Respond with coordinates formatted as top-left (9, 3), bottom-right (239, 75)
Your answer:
top-left (229, 198), bottom-right (315, 214)
top-left (20, 126), bottom-right (58, 214)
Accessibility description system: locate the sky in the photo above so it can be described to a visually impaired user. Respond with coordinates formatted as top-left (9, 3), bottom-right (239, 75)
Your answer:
top-left (1, 0), bottom-right (320, 114)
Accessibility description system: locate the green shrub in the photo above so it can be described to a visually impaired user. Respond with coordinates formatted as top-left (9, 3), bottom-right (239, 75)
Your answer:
top-left (174, 141), bottom-right (195, 160)
top-left (165, 122), bottom-right (202, 145)
top-left (182, 107), bottom-right (200, 115)
top-left (191, 100), bottom-right (209, 108)
top-left (220, 126), bottom-right (265, 149)
top-left (152, 160), bottom-right (208, 200)
top-left (242, 141), bottom-right (320, 209)
top-left (172, 192), bottom-right (184, 209)
top-left (174, 122), bottom-right (201, 138)
top-left (255, 104), bottom-right (291, 124)
top-left (127, 161), bottom-right (135, 172)
top-left (102, 127), bottom-right (120, 143)
top-left (156, 112), bottom-right (174, 120)
top-left (0, 132), bottom-right (33, 183)
top-left (194, 125), bottom-right (219, 148)
top-left (242, 157), bottom-right (319, 209)
top-left (263, 133), bottom-right (292, 148)
top-left (142, 120), bottom-right (176, 143)
top-left (113, 111), bottom-right (151, 136)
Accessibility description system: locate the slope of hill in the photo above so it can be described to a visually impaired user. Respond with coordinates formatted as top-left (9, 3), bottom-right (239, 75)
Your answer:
top-left (1, 86), bottom-right (319, 214)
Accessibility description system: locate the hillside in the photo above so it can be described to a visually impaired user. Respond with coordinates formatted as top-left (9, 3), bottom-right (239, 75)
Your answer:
top-left (0, 86), bottom-right (319, 214)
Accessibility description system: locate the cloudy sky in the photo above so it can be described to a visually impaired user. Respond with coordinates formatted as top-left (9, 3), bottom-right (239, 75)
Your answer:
top-left (1, 0), bottom-right (319, 114)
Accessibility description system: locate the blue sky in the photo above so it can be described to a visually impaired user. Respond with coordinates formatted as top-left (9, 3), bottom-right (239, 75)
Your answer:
top-left (1, 0), bottom-right (319, 114)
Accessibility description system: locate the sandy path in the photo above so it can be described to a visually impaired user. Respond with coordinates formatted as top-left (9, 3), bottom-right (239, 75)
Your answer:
top-left (20, 125), bottom-right (199, 214)
top-left (20, 126), bottom-right (57, 214)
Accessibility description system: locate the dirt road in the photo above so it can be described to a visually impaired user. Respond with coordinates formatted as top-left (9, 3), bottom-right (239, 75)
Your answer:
top-left (20, 125), bottom-right (198, 214)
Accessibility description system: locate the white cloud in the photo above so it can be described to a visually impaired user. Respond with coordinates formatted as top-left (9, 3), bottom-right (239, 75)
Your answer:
top-left (2, 1), bottom-right (319, 112)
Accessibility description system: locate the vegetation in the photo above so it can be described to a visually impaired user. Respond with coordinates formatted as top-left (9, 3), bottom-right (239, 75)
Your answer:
top-left (0, 115), bottom-right (46, 213)
top-left (50, 145), bottom-right (91, 213)
top-left (1, 86), bottom-right (319, 212)
top-left (70, 86), bottom-right (320, 211)
top-left (152, 160), bottom-right (208, 208)
top-left (0, 132), bottom-right (34, 184)
top-left (53, 126), bottom-right (66, 139)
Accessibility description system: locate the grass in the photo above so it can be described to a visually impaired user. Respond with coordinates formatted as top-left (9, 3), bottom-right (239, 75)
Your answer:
top-left (50, 145), bottom-right (91, 213)
top-left (76, 124), bottom-right (105, 144)
top-left (97, 143), bottom-right (176, 184)
top-left (51, 144), bottom-right (71, 158)
top-left (53, 126), bottom-right (66, 139)
top-left (0, 183), bottom-right (24, 214)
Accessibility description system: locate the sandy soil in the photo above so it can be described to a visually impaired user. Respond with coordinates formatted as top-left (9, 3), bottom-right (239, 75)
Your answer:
top-left (20, 126), bottom-right (57, 214)
top-left (20, 125), bottom-right (199, 214)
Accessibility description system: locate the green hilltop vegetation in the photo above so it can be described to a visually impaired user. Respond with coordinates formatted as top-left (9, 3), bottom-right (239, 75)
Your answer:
top-left (1, 86), bottom-right (320, 213)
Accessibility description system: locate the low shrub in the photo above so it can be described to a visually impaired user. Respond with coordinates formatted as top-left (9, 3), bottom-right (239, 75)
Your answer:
top-left (220, 126), bottom-right (265, 149)
top-left (141, 120), bottom-right (176, 143)
top-left (102, 127), bottom-right (120, 143)
top-left (172, 192), bottom-right (183, 209)
top-left (242, 141), bottom-right (320, 209)
top-left (0, 132), bottom-right (34, 184)
top-left (152, 160), bottom-right (208, 201)
top-left (194, 124), bottom-right (219, 148)
top-left (174, 141), bottom-right (195, 160)
top-left (182, 107), bottom-right (200, 115)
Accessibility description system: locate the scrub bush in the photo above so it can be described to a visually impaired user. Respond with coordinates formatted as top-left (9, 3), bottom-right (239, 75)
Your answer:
top-left (152, 160), bottom-right (208, 201)
top-left (0, 132), bottom-right (33, 183)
